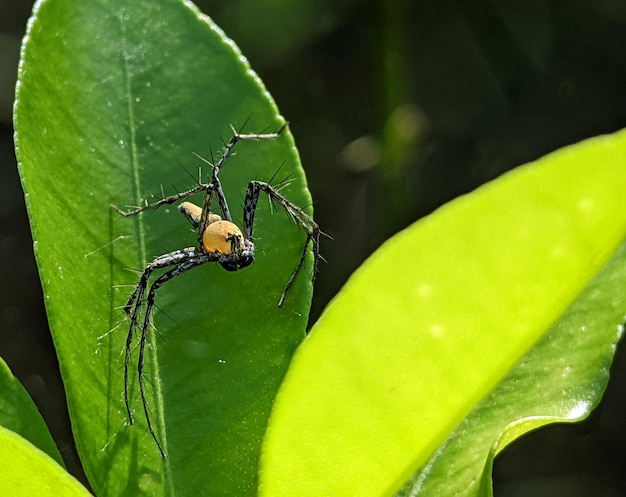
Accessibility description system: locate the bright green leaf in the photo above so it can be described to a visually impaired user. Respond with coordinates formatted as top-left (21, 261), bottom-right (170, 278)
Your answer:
top-left (0, 425), bottom-right (91, 497)
top-left (0, 357), bottom-right (63, 465)
top-left (259, 130), bottom-right (626, 496)
top-left (15, 0), bottom-right (313, 495)
top-left (396, 241), bottom-right (626, 497)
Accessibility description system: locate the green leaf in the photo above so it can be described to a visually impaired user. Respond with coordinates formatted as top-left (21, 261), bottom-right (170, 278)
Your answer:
top-left (0, 357), bottom-right (63, 466)
top-left (0, 425), bottom-right (92, 497)
top-left (259, 130), bottom-right (626, 496)
top-left (14, 0), bottom-right (313, 495)
top-left (395, 241), bottom-right (626, 497)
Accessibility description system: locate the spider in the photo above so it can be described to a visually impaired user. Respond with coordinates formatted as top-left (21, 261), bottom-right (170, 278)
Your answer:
top-left (110, 123), bottom-right (320, 457)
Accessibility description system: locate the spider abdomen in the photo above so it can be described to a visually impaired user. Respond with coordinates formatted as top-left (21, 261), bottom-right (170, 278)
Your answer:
top-left (202, 220), bottom-right (244, 255)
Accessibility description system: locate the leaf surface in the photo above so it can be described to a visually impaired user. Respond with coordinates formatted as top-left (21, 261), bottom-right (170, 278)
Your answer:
top-left (0, 357), bottom-right (63, 465)
top-left (260, 130), bottom-right (626, 496)
top-left (15, 0), bottom-right (313, 495)
top-left (0, 426), bottom-right (91, 497)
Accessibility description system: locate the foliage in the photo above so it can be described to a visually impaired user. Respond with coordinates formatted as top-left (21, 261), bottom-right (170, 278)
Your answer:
top-left (7, 0), bottom-right (626, 496)
top-left (260, 130), bottom-right (626, 496)
top-left (14, 0), bottom-right (312, 495)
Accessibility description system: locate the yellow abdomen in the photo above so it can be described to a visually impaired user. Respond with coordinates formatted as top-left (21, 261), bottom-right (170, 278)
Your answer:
top-left (202, 220), bottom-right (244, 255)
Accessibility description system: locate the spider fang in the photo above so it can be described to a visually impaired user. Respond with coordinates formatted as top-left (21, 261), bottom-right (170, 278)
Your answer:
top-left (111, 124), bottom-right (320, 457)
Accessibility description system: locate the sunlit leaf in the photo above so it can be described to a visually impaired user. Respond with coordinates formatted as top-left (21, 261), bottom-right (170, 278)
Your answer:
top-left (260, 130), bottom-right (626, 496)
top-left (0, 357), bottom-right (62, 465)
top-left (0, 425), bottom-right (91, 497)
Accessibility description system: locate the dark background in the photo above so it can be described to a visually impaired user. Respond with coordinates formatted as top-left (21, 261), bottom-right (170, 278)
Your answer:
top-left (2, 0), bottom-right (626, 494)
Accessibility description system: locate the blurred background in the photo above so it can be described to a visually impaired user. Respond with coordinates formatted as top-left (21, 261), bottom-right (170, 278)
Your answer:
top-left (2, 0), bottom-right (626, 494)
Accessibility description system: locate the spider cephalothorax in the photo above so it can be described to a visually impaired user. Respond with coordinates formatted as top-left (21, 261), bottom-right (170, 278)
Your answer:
top-left (111, 124), bottom-right (320, 457)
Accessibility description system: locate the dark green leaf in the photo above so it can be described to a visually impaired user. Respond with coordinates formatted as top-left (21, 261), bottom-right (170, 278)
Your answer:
top-left (15, 0), bottom-right (313, 495)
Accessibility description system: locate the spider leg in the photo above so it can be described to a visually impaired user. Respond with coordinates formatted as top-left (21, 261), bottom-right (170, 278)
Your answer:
top-left (136, 306), bottom-right (164, 457)
top-left (110, 183), bottom-right (209, 217)
top-left (123, 249), bottom-right (203, 425)
top-left (123, 269), bottom-right (151, 424)
top-left (197, 123), bottom-right (287, 233)
top-left (111, 123), bottom-right (286, 234)
top-left (242, 180), bottom-right (321, 306)
top-left (127, 249), bottom-right (221, 457)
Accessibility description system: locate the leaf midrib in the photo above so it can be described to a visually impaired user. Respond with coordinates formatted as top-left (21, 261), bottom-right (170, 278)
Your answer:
top-left (119, 12), bottom-right (174, 489)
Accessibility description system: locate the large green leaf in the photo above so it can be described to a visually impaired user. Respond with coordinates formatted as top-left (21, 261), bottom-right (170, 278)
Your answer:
top-left (396, 241), bottom-right (626, 497)
top-left (259, 130), bottom-right (626, 496)
top-left (14, 0), bottom-right (313, 495)
top-left (0, 425), bottom-right (91, 497)
top-left (0, 357), bottom-right (63, 466)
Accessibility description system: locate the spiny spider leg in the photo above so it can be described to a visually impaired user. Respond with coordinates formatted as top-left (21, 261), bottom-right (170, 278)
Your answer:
top-left (122, 265), bottom-right (160, 424)
top-left (111, 184), bottom-right (208, 217)
top-left (122, 250), bottom-right (207, 419)
top-left (136, 252), bottom-right (220, 458)
top-left (110, 124), bottom-right (286, 224)
top-left (198, 124), bottom-right (288, 237)
top-left (243, 180), bottom-right (321, 306)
